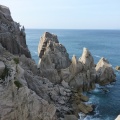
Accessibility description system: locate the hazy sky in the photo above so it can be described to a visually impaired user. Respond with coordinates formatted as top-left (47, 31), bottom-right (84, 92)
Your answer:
top-left (1, 0), bottom-right (120, 29)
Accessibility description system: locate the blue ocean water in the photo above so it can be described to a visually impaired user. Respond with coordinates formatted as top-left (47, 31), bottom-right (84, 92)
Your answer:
top-left (26, 29), bottom-right (120, 120)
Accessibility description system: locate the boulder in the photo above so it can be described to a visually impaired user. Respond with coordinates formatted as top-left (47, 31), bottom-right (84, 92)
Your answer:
top-left (61, 80), bottom-right (70, 88)
top-left (79, 93), bottom-right (89, 102)
top-left (115, 66), bottom-right (120, 70)
top-left (115, 115), bottom-right (120, 120)
top-left (78, 103), bottom-right (93, 114)
top-left (96, 57), bottom-right (116, 85)
top-left (64, 115), bottom-right (78, 120)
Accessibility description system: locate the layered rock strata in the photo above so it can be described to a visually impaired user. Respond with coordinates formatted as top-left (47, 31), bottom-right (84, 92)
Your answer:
top-left (38, 32), bottom-right (71, 83)
top-left (0, 5), bottom-right (31, 58)
top-left (38, 32), bottom-right (115, 92)
top-left (0, 5), bottom-right (117, 120)
top-left (37, 32), bottom-right (116, 119)
top-left (95, 57), bottom-right (116, 85)
top-left (0, 44), bottom-right (57, 120)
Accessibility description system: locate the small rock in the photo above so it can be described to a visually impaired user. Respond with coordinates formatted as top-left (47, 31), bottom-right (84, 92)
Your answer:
top-left (64, 115), bottom-right (78, 120)
top-left (115, 66), bottom-right (120, 70)
top-left (58, 99), bottom-right (65, 105)
top-left (78, 102), bottom-right (93, 114)
top-left (115, 115), bottom-right (120, 120)
top-left (60, 87), bottom-right (67, 96)
top-left (78, 93), bottom-right (89, 102)
top-left (61, 80), bottom-right (70, 88)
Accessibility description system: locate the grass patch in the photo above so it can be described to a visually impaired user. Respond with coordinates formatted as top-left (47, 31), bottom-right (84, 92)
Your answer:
top-left (14, 80), bottom-right (22, 89)
top-left (0, 66), bottom-right (9, 80)
top-left (13, 58), bottom-right (19, 64)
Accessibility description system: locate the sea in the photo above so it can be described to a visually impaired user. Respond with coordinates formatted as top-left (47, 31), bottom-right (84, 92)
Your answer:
top-left (26, 29), bottom-right (120, 120)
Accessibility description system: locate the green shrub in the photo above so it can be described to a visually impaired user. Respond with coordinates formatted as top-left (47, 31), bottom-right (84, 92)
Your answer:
top-left (14, 80), bottom-right (22, 89)
top-left (0, 66), bottom-right (9, 80)
top-left (13, 58), bottom-right (19, 64)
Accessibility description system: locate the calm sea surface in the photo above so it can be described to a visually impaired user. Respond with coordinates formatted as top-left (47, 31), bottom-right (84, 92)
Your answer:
top-left (26, 29), bottom-right (120, 120)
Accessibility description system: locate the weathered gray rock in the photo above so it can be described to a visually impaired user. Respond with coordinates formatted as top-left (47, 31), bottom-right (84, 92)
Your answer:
top-left (61, 80), bottom-right (70, 89)
top-left (115, 66), bottom-right (120, 70)
top-left (0, 5), bottom-right (13, 21)
top-left (115, 115), bottom-right (120, 120)
top-left (0, 5), bottom-right (31, 58)
top-left (78, 102), bottom-right (93, 114)
top-left (64, 115), bottom-right (78, 120)
top-left (38, 32), bottom-right (71, 83)
top-left (0, 83), bottom-right (56, 120)
top-left (96, 57), bottom-right (116, 85)
top-left (60, 48), bottom-right (96, 91)
top-left (69, 55), bottom-right (83, 75)
top-left (0, 50), bottom-right (57, 120)
top-left (79, 47), bottom-right (94, 70)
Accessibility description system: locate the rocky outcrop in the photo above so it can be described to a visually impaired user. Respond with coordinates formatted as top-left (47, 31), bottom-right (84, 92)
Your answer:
top-left (60, 48), bottom-right (96, 92)
top-left (95, 57), bottom-right (116, 85)
top-left (0, 45), bottom-right (57, 120)
top-left (115, 66), bottom-right (120, 70)
top-left (38, 32), bottom-right (71, 83)
top-left (0, 5), bottom-right (31, 58)
top-left (0, 5), bottom-right (117, 120)
top-left (115, 115), bottom-right (120, 120)
top-left (0, 43), bottom-right (75, 120)
top-left (38, 32), bottom-right (116, 91)
top-left (64, 115), bottom-right (78, 120)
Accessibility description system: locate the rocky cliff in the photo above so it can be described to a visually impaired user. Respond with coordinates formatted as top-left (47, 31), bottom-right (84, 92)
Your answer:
top-left (38, 32), bottom-right (116, 92)
top-left (0, 5), bottom-right (117, 120)
top-left (0, 5), bottom-right (31, 58)
top-left (38, 32), bottom-right (71, 83)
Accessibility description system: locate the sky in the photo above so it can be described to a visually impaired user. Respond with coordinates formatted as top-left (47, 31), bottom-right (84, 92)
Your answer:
top-left (0, 0), bottom-right (120, 29)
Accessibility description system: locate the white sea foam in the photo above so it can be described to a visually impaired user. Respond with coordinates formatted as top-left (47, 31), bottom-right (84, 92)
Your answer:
top-left (94, 55), bottom-right (101, 58)
top-left (34, 51), bottom-right (37, 54)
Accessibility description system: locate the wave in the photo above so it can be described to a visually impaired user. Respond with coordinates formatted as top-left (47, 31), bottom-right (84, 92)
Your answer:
top-left (34, 51), bottom-right (37, 54)
top-left (79, 105), bottom-right (100, 120)
top-left (94, 55), bottom-right (101, 58)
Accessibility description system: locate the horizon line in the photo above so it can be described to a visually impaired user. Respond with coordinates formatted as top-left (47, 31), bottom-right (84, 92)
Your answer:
top-left (25, 28), bottom-right (120, 30)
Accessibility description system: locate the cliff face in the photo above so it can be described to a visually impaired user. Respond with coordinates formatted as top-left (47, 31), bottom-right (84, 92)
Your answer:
top-left (0, 5), bottom-right (117, 120)
top-left (38, 32), bottom-right (116, 91)
top-left (0, 5), bottom-right (31, 58)
top-left (38, 32), bottom-right (71, 83)
top-left (0, 45), bottom-right (56, 120)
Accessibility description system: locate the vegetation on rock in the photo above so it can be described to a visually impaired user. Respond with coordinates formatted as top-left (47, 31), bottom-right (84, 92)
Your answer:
top-left (0, 66), bottom-right (9, 80)
top-left (13, 58), bottom-right (19, 64)
top-left (14, 80), bottom-right (22, 89)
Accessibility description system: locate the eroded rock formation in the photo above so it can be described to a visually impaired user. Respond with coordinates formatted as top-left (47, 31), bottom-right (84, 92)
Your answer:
top-left (0, 5), bottom-right (31, 58)
top-left (0, 5), bottom-right (117, 120)
top-left (37, 32), bottom-right (116, 119)
top-left (38, 32), bottom-right (71, 83)
top-left (38, 32), bottom-right (116, 92)
top-left (95, 57), bottom-right (116, 85)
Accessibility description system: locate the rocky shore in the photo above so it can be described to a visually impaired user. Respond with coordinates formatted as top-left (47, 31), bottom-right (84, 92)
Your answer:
top-left (0, 5), bottom-right (117, 120)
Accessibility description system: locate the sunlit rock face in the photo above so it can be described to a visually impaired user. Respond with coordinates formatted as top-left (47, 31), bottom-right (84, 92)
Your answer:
top-left (0, 4), bottom-right (117, 119)
top-left (0, 5), bottom-right (31, 58)
top-left (38, 32), bottom-right (71, 83)
top-left (38, 32), bottom-right (116, 91)
top-left (95, 57), bottom-right (116, 85)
